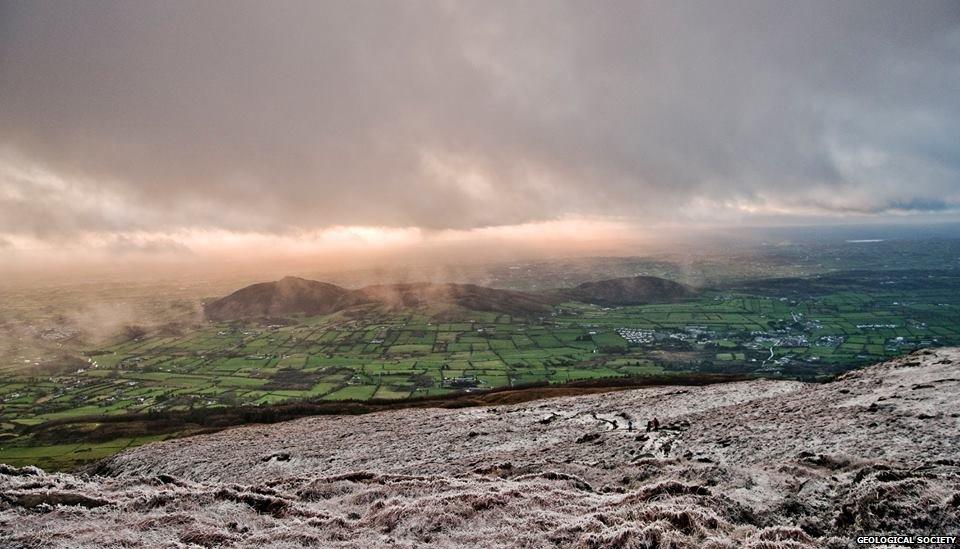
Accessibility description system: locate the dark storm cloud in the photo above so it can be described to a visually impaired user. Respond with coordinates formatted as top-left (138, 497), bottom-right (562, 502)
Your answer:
top-left (0, 0), bottom-right (958, 239)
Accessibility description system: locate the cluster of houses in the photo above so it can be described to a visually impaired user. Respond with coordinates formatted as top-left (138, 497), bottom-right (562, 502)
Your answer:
top-left (441, 375), bottom-right (482, 389)
top-left (616, 328), bottom-right (657, 345)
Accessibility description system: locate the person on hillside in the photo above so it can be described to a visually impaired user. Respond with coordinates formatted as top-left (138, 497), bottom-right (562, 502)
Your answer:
top-left (652, 417), bottom-right (660, 431)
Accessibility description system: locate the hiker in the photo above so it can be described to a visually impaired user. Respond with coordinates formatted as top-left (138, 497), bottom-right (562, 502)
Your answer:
top-left (645, 420), bottom-right (652, 432)
top-left (652, 417), bottom-right (660, 431)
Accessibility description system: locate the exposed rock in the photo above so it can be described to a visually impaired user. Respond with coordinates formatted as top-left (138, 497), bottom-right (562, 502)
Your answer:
top-left (1, 349), bottom-right (958, 548)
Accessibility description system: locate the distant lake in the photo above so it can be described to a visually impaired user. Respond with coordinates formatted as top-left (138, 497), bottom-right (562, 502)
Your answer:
top-left (846, 239), bottom-right (884, 243)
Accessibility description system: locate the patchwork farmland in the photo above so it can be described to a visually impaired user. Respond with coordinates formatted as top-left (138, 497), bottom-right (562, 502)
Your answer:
top-left (3, 273), bottom-right (960, 469)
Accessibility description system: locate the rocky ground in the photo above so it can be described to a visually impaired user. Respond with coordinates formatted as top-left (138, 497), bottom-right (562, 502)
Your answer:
top-left (1, 349), bottom-right (959, 548)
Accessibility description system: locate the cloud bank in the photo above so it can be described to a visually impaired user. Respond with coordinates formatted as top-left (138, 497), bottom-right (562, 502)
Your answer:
top-left (0, 0), bottom-right (958, 249)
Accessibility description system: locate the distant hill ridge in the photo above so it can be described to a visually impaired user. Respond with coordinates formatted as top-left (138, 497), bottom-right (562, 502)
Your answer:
top-left (204, 275), bottom-right (697, 321)
top-left (555, 275), bottom-right (698, 306)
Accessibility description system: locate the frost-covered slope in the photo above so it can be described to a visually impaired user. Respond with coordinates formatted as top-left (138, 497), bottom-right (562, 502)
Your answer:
top-left (2, 349), bottom-right (959, 548)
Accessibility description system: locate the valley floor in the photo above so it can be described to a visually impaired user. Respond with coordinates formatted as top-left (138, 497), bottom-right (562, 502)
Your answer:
top-left (1, 349), bottom-right (959, 547)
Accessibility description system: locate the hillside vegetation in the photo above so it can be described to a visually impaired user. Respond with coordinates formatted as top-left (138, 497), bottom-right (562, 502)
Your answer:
top-left (554, 275), bottom-right (698, 306)
top-left (203, 275), bottom-right (697, 321)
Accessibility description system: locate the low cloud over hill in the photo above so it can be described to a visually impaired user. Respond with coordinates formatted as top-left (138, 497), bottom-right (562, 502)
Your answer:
top-left (2, 349), bottom-right (959, 547)
top-left (203, 275), bottom-right (698, 321)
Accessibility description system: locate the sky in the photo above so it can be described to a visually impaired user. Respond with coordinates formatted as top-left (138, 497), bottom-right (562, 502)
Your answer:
top-left (1, 0), bottom-right (959, 268)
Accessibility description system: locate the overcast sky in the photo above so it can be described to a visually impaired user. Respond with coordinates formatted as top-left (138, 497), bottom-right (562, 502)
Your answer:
top-left (1, 0), bottom-right (958, 258)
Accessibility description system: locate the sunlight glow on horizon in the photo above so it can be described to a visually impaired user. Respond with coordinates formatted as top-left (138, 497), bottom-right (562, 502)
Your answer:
top-left (0, 217), bottom-right (649, 261)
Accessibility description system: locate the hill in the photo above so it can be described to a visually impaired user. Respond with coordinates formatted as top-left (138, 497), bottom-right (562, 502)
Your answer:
top-left (204, 277), bottom-right (554, 320)
top-left (353, 282), bottom-right (554, 316)
top-left (203, 274), bottom-right (696, 321)
top-left (553, 275), bottom-right (697, 305)
top-left (203, 276), bottom-right (358, 321)
top-left (2, 348), bottom-right (958, 547)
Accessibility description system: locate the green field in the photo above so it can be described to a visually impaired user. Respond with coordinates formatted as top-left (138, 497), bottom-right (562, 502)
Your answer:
top-left (3, 269), bottom-right (960, 469)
